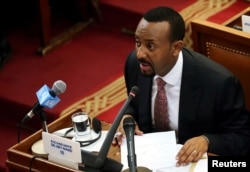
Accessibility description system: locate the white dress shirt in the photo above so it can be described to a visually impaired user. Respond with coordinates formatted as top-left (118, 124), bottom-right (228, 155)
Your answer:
top-left (151, 51), bottom-right (183, 132)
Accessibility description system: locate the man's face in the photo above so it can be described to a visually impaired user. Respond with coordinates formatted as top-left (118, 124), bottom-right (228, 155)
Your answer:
top-left (134, 18), bottom-right (182, 77)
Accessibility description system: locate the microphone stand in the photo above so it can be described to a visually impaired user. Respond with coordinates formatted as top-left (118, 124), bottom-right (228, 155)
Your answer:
top-left (40, 110), bottom-right (48, 132)
top-left (78, 98), bottom-right (129, 172)
top-left (18, 108), bottom-right (48, 143)
top-left (122, 118), bottom-right (152, 172)
top-left (79, 86), bottom-right (139, 172)
top-left (122, 167), bottom-right (152, 172)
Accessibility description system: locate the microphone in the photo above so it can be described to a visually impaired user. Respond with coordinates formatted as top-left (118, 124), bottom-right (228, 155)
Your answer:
top-left (123, 117), bottom-right (137, 172)
top-left (79, 86), bottom-right (139, 172)
top-left (18, 80), bottom-right (66, 142)
top-left (24, 80), bottom-right (66, 121)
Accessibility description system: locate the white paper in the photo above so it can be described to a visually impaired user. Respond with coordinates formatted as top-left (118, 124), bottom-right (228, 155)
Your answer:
top-left (156, 165), bottom-right (191, 172)
top-left (156, 156), bottom-right (208, 172)
top-left (121, 131), bottom-right (178, 171)
top-left (192, 158), bottom-right (208, 172)
top-left (242, 15), bottom-right (250, 33)
top-left (121, 131), bottom-right (208, 172)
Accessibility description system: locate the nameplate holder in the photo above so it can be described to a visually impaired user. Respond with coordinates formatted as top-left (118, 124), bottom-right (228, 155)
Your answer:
top-left (48, 154), bottom-right (79, 170)
top-left (42, 132), bottom-right (81, 170)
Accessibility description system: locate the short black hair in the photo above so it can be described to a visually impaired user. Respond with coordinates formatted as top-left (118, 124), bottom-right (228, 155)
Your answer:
top-left (143, 6), bottom-right (185, 42)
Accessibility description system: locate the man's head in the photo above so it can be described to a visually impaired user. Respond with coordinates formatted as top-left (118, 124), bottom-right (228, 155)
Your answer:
top-left (135, 6), bottom-right (185, 76)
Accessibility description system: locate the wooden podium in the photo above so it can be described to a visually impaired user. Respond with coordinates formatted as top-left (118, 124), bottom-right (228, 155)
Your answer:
top-left (6, 113), bottom-right (120, 172)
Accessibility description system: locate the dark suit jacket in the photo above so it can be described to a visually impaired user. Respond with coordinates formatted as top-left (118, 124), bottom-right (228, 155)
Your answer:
top-left (124, 48), bottom-right (250, 156)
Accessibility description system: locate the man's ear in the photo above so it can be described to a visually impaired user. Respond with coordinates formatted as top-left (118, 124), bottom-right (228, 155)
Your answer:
top-left (172, 40), bottom-right (183, 57)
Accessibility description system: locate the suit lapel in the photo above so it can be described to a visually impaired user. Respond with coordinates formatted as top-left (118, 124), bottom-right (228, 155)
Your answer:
top-left (179, 49), bottom-right (202, 130)
top-left (138, 73), bottom-right (154, 131)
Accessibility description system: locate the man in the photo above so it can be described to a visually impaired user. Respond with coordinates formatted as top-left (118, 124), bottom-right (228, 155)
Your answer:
top-left (113, 6), bottom-right (250, 166)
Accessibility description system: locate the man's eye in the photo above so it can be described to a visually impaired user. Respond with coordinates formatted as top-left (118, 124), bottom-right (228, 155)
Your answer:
top-left (147, 44), bottom-right (155, 50)
top-left (135, 40), bottom-right (141, 47)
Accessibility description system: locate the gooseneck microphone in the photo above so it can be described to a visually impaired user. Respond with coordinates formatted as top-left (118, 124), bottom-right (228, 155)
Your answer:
top-left (79, 86), bottom-right (139, 172)
top-left (123, 117), bottom-right (137, 172)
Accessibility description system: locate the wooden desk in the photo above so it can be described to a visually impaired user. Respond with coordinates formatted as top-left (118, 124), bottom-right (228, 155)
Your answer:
top-left (223, 7), bottom-right (250, 29)
top-left (6, 113), bottom-right (120, 172)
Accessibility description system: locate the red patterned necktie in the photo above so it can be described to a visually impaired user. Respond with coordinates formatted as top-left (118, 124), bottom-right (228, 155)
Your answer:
top-left (154, 77), bottom-right (170, 131)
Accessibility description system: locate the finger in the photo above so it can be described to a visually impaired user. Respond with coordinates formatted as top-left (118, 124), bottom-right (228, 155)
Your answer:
top-left (135, 126), bottom-right (143, 136)
top-left (112, 136), bottom-right (118, 145)
top-left (176, 144), bottom-right (191, 160)
top-left (115, 131), bottom-right (122, 137)
top-left (176, 145), bottom-right (192, 166)
top-left (112, 137), bottom-right (118, 145)
top-left (112, 132), bottom-right (122, 145)
top-left (185, 149), bottom-right (201, 164)
top-left (193, 151), bottom-right (204, 162)
top-left (112, 138), bottom-right (118, 146)
top-left (186, 150), bottom-right (199, 163)
top-left (116, 135), bottom-right (124, 145)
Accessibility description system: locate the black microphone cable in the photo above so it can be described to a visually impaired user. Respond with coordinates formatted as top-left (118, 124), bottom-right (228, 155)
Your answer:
top-left (29, 155), bottom-right (47, 172)
top-left (17, 116), bottom-right (26, 143)
top-left (17, 109), bottom-right (47, 143)
top-left (17, 113), bottom-right (35, 143)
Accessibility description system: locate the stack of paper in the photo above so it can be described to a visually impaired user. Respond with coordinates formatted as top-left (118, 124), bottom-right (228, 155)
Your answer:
top-left (120, 131), bottom-right (208, 172)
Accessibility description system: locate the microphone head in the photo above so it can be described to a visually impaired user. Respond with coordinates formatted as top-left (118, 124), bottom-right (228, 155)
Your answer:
top-left (51, 80), bottom-right (67, 95)
top-left (123, 117), bottom-right (135, 128)
top-left (129, 86), bottom-right (139, 97)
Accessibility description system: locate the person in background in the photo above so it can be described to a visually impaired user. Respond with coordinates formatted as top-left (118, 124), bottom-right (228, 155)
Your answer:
top-left (0, 0), bottom-right (12, 70)
top-left (113, 6), bottom-right (250, 166)
top-left (0, 33), bottom-right (12, 69)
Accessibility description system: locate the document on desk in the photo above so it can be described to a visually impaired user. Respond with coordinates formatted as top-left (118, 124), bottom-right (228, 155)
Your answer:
top-left (121, 131), bottom-right (177, 171)
top-left (121, 131), bottom-right (208, 172)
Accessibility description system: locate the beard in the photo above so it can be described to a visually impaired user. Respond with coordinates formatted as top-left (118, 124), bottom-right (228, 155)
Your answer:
top-left (141, 68), bottom-right (155, 77)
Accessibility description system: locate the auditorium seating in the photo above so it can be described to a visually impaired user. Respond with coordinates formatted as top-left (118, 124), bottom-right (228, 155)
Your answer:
top-left (191, 18), bottom-right (250, 110)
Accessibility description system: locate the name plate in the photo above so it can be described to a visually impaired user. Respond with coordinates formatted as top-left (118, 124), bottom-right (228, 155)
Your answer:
top-left (42, 132), bottom-right (81, 169)
top-left (242, 15), bottom-right (250, 33)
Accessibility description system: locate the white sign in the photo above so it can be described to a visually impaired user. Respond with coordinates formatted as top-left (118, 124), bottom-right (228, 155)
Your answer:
top-left (242, 15), bottom-right (250, 33)
top-left (42, 132), bottom-right (81, 168)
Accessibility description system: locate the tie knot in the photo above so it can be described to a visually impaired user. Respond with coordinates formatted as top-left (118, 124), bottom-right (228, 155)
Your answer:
top-left (156, 77), bottom-right (166, 89)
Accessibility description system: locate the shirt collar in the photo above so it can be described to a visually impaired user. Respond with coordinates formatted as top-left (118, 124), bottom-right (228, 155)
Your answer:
top-left (154, 51), bottom-right (183, 86)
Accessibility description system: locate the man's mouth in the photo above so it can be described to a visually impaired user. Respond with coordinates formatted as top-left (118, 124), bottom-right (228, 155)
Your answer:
top-left (140, 62), bottom-right (151, 71)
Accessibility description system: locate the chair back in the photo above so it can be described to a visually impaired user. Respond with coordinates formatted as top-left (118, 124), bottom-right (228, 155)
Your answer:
top-left (191, 19), bottom-right (250, 110)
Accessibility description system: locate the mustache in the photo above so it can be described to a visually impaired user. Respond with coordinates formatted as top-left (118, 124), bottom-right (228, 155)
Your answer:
top-left (137, 58), bottom-right (150, 65)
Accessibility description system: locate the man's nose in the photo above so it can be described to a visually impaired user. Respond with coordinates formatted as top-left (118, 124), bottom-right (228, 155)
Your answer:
top-left (136, 46), bottom-right (146, 59)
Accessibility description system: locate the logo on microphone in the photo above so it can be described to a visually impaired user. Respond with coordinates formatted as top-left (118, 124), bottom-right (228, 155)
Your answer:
top-left (36, 85), bottom-right (60, 108)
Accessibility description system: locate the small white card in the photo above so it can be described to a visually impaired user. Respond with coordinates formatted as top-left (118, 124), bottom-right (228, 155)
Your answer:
top-left (242, 15), bottom-right (250, 33)
top-left (42, 132), bottom-right (81, 163)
